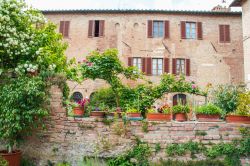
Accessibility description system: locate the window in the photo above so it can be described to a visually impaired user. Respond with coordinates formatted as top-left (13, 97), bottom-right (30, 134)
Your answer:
top-left (219, 25), bottom-right (230, 43)
top-left (59, 21), bottom-right (70, 38)
top-left (94, 20), bottom-right (100, 37)
top-left (133, 58), bottom-right (142, 71)
top-left (152, 58), bottom-right (163, 76)
top-left (185, 22), bottom-right (196, 39)
top-left (173, 94), bottom-right (187, 106)
top-left (176, 59), bottom-right (185, 75)
top-left (153, 21), bottom-right (164, 38)
top-left (72, 92), bottom-right (83, 102)
top-left (88, 20), bottom-right (105, 38)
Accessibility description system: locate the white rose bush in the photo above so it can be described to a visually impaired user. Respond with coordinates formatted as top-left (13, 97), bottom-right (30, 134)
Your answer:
top-left (0, 0), bottom-right (71, 153)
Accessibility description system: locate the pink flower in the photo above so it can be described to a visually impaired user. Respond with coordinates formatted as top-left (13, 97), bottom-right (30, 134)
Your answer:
top-left (87, 62), bottom-right (93, 67)
top-left (82, 59), bottom-right (87, 63)
top-left (192, 84), bottom-right (197, 89)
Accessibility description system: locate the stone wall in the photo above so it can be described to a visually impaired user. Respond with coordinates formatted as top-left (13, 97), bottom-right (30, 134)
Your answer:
top-left (17, 86), bottom-right (250, 166)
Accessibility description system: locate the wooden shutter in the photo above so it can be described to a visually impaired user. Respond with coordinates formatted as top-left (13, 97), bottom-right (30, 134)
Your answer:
top-left (142, 58), bottom-right (146, 73)
top-left (128, 57), bottom-right (132, 66)
top-left (186, 59), bottom-right (190, 76)
top-left (88, 20), bottom-right (94, 38)
top-left (64, 21), bottom-right (70, 37)
top-left (219, 25), bottom-right (224, 42)
top-left (172, 58), bottom-right (177, 75)
top-left (146, 57), bottom-right (152, 75)
top-left (59, 21), bottom-right (64, 35)
top-left (181, 21), bottom-right (186, 39)
top-left (164, 21), bottom-right (170, 39)
top-left (197, 22), bottom-right (202, 40)
top-left (225, 25), bottom-right (230, 42)
top-left (148, 20), bottom-right (153, 38)
top-left (99, 20), bottom-right (105, 37)
top-left (164, 58), bottom-right (169, 73)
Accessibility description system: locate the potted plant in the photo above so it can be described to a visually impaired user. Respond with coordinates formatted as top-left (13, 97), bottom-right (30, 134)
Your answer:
top-left (195, 103), bottom-right (223, 122)
top-left (126, 108), bottom-right (142, 120)
top-left (172, 104), bottom-right (190, 122)
top-left (90, 103), bottom-right (107, 118)
top-left (226, 92), bottom-right (250, 123)
top-left (147, 105), bottom-right (171, 121)
top-left (106, 108), bottom-right (122, 118)
top-left (66, 98), bottom-right (89, 117)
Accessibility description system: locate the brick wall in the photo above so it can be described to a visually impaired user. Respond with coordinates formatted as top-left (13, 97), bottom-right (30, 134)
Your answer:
top-left (17, 86), bottom-right (250, 165)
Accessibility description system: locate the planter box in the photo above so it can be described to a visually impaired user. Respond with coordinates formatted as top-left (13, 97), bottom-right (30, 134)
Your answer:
top-left (73, 107), bottom-right (84, 117)
top-left (126, 113), bottom-right (143, 121)
top-left (174, 113), bottom-right (187, 122)
top-left (226, 115), bottom-right (250, 124)
top-left (196, 114), bottom-right (221, 122)
top-left (106, 112), bottom-right (122, 118)
top-left (0, 150), bottom-right (21, 166)
top-left (90, 111), bottom-right (105, 118)
top-left (147, 113), bottom-right (171, 121)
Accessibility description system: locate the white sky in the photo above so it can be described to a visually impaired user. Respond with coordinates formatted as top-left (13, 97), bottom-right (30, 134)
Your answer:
top-left (25, 0), bottom-right (241, 11)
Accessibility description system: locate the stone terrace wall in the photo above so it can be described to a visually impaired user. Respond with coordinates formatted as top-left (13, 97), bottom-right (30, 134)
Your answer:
top-left (18, 86), bottom-right (250, 165)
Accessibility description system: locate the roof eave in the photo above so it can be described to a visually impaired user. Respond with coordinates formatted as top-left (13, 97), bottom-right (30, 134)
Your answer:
top-left (41, 9), bottom-right (242, 16)
top-left (230, 0), bottom-right (242, 7)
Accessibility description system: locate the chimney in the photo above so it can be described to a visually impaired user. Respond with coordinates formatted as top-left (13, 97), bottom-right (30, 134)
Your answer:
top-left (212, 5), bottom-right (231, 12)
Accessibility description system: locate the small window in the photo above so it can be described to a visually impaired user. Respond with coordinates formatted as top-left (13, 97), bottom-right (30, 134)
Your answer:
top-left (185, 22), bottom-right (196, 39)
top-left (133, 58), bottom-right (142, 71)
top-left (173, 94), bottom-right (187, 106)
top-left (152, 58), bottom-right (163, 76)
top-left (153, 21), bottom-right (164, 38)
top-left (94, 20), bottom-right (100, 37)
top-left (219, 25), bottom-right (230, 43)
top-left (71, 92), bottom-right (83, 102)
top-left (176, 59), bottom-right (185, 75)
top-left (59, 21), bottom-right (70, 38)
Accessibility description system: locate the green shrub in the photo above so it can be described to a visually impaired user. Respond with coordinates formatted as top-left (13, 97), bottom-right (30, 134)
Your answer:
top-left (127, 108), bottom-right (140, 113)
top-left (172, 104), bottom-right (190, 114)
top-left (212, 85), bottom-right (245, 114)
top-left (195, 103), bottom-right (223, 115)
top-left (234, 92), bottom-right (250, 116)
top-left (89, 88), bottom-right (116, 110)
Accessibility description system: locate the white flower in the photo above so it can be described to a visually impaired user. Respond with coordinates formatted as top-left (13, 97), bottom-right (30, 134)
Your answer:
top-left (24, 64), bottom-right (28, 68)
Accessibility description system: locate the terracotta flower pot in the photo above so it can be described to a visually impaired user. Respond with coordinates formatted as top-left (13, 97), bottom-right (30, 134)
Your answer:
top-left (174, 113), bottom-right (187, 122)
top-left (0, 150), bottom-right (21, 166)
top-left (147, 113), bottom-right (171, 121)
top-left (90, 111), bottom-right (105, 118)
top-left (73, 107), bottom-right (84, 117)
top-left (126, 113), bottom-right (141, 118)
top-left (196, 114), bottom-right (221, 122)
top-left (226, 115), bottom-right (250, 124)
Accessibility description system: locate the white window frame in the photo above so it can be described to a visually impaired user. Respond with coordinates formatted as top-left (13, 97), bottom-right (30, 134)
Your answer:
top-left (185, 22), bottom-right (196, 39)
top-left (152, 58), bottom-right (163, 76)
top-left (176, 59), bottom-right (185, 75)
top-left (153, 21), bottom-right (164, 38)
top-left (133, 57), bottom-right (142, 71)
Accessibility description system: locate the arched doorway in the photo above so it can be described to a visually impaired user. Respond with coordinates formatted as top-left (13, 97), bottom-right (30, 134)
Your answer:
top-left (173, 94), bottom-right (187, 106)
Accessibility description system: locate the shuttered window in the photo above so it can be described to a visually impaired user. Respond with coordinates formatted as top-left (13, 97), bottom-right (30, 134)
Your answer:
top-left (133, 58), bottom-right (142, 71)
top-left (181, 21), bottom-right (202, 40)
top-left (88, 20), bottom-right (105, 38)
top-left (148, 20), bottom-right (170, 38)
top-left (152, 58), bottom-right (163, 76)
top-left (59, 21), bottom-right (70, 38)
top-left (219, 25), bottom-right (230, 43)
top-left (173, 58), bottom-right (191, 76)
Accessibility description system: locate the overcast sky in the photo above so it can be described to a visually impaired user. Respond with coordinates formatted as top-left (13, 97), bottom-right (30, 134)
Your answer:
top-left (25, 0), bottom-right (241, 11)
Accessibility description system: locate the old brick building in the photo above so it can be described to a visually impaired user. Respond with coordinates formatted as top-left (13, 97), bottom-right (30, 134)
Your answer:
top-left (231, 0), bottom-right (250, 89)
top-left (43, 9), bottom-right (244, 103)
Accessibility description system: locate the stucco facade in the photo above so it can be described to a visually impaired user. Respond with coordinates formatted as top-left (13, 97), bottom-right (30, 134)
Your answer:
top-left (43, 10), bottom-right (244, 98)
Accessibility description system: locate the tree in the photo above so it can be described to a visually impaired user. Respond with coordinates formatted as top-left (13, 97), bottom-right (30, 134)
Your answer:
top-left (0, 0), bottom-right (69, 152)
